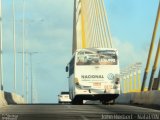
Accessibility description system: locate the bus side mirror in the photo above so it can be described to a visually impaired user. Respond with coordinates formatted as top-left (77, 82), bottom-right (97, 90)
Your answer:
top-left (66, 66), bottom-right (68, 72)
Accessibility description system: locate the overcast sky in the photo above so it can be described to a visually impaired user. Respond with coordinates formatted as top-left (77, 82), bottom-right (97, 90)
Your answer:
top-left (1, 0), bottom-right (160, 103)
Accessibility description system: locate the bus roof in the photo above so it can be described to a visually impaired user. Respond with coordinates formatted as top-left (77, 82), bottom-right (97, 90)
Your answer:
top-left (75, 48), bottom-right (118, 52)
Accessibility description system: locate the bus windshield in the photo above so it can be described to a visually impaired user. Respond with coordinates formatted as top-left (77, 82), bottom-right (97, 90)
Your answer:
top-left (76, 50), bottom-right (117, 65)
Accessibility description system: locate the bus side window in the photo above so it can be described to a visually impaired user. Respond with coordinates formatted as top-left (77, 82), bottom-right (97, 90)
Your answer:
top-left (69, 57), bottom-right (75, 76)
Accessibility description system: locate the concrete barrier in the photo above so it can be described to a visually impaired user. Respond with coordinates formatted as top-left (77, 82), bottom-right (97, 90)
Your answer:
top-left (0, 91), bottom-right (25, 107)
top-left (0, 91), bottom-right (8, 107)
top-left (12, 93), bottom-right (25, 104)
top-left (116, 90), bottom-right (160, 106)
top-left (132, 90), bottom-right (160, 105)
top-left (115, 93), bottom-right (133, 104)
top-left (4, 92), bottom-right (17, 105)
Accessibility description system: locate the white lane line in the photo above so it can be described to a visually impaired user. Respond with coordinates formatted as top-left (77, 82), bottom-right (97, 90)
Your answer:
top-left (80, 115), bottom-right (89, 120)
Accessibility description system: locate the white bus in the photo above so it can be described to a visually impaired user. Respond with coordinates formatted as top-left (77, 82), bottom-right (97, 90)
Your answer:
top-left (66, 48), bottom-right (120, 104)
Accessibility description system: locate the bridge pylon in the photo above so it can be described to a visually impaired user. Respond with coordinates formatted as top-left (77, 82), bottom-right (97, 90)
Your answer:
top-left (72, 0), bottom-right (113, 54)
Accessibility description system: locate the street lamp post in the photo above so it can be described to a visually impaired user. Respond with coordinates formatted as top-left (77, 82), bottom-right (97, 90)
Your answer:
top-left (131, 66), bottom-right (137, 92)
top-left (29, 52), bottom-right (38, 103)
top-left (18, 51), bottom-right (38, 103)
top-left (12, 0), bottom-right (17, 92)
top-left (129, 66), bottom-right (133, 92)
top-left (122, 68), bottom-right (128, 93)
top-left (25, 53), bottom-right (28, 103)
top-left (22, 0), bottom-right (25, 98)
top-left (0, 0), bottom-right (3, 91)
top-left (136, 62), bottom-right (142, 91)
top-left (120, 70), bottom-right (127, 93)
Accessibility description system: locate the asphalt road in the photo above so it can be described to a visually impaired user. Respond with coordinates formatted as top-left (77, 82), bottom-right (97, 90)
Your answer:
top-left (0, 104), bottom-right (160, 120)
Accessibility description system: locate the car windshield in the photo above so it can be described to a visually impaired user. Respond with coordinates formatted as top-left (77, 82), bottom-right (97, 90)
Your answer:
top-left (76, 50), bottom-right (117, 65)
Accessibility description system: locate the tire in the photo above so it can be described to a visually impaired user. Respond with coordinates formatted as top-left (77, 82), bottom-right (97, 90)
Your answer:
top-left (72, 99), bottom-right (83, 105)
top-left (101, 101), bottom-right (108, 105)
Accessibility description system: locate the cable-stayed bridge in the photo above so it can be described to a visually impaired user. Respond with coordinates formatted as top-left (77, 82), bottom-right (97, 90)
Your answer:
top-left (0, 0), bottom-right (160, 120)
